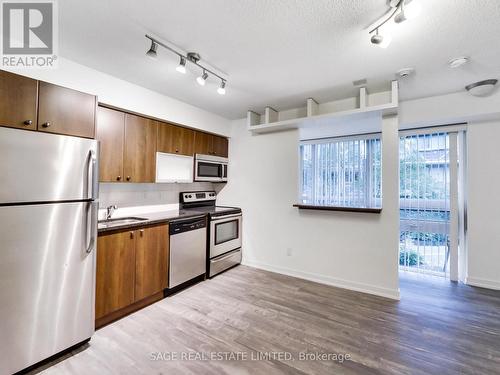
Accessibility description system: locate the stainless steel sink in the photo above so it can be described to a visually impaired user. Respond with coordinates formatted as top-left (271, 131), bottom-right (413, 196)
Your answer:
top-left (98, 217), bottom-right (148, 228)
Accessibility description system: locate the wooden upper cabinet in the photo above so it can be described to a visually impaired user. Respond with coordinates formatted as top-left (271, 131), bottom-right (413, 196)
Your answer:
top-left (96, 231), bottom-right (136, 320)
top-left (135, 224), bottom-right (169, 301)
top-left (38, 81), bottom-right (96, 138)
top-left (157, 122), bottom-right (195, 156)
top-left (194, 131), bottom-right (213, 155)
top-left (96, 107), bottom-right (125, 182)
top-left (0, 70), bottom-right (38, 130)
top-left (213, 135), bottom-right (229, 157)
top-left (194, 131), bottom-right (229, 157)
top-left (124, 114), bottom-right (157, 183)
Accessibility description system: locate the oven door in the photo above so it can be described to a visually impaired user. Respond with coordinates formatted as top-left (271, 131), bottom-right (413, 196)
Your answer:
top-left (195, 160), bottom-right (223, 182)
top-left (210, 213), bottom-right (242, 258)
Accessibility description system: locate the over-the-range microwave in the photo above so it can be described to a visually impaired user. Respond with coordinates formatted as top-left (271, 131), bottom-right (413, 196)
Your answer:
top-left (194, 154), bottom-right (228, 182)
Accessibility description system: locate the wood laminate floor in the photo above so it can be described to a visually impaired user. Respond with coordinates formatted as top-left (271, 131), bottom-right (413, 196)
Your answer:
top-left (31, 266), bottom-right (500, 375)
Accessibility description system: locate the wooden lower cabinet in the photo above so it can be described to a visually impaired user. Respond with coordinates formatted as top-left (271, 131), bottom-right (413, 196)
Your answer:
top-left (95, 230), bottom-right (136, 320)
top-left (95, 223), bottom-right (169, 327)
top-left (135, 225), bottom-right (169, 301)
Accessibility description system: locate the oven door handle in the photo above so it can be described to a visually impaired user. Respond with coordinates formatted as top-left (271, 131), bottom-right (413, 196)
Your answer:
top-left (212, 213), bottom-right (242, 222)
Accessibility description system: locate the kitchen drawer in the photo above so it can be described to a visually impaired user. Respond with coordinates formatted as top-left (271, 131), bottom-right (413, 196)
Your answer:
top-left (209, 248), bottom-right (241, 278)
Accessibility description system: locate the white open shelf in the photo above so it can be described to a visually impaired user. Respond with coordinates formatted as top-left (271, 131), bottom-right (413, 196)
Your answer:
top-left (247, 81), bottom-right (398, 134)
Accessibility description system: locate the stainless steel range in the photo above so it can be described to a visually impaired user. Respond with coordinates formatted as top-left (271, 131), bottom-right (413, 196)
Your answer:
top-left (180, 191), bottom-right (242, 277)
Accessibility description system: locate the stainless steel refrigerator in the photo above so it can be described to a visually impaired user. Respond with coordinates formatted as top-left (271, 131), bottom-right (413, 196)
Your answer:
top-left (0, 126), bottom-right (99, 374)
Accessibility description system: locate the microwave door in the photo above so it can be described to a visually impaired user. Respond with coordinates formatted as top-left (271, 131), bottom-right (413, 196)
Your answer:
top-left (196, 161), bottom-right (223, 182)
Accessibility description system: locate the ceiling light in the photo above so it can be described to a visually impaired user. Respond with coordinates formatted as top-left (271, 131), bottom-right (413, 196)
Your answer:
top-left (370, 29), bottom-right (384, 45)
top-left (176, 56), bottom-right (187, 74)
top-left (368, 0), bottom-right (420, 46)
top-left (449, 57), bottom-right (469, 69)
top-left (466, 79), bottom-right (498, 97)
top-left (145, 35), bottom-right (228, 96)
top-left (217, 80), bottom-right (226, 95)
top-left (146, 41), bottom-right (157, 59)
top-left (197, 70), bottom-right (208, 86)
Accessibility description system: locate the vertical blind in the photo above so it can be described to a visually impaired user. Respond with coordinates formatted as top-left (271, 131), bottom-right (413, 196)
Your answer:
top-left (299, 136), bottom-right (382, 208)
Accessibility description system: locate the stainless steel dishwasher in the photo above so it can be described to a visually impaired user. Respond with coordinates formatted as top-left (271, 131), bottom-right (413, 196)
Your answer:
top-left (169, 216), bottom-right (207, 288)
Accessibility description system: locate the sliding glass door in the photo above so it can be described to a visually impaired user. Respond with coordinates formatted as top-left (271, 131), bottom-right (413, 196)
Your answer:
top-left (399, 130), bottom-right (463, 280)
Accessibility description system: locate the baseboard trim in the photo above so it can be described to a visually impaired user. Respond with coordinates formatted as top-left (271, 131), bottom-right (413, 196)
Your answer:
top-left (465, 276), bottom-right (500, 290)
top-left (242, 259), bottom-right (400, 300)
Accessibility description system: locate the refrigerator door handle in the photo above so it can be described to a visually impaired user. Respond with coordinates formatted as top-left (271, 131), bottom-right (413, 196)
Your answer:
top-left (86, 202), bottom-right (98, 254)
top-left (88, 149), bottom-right (99, 201)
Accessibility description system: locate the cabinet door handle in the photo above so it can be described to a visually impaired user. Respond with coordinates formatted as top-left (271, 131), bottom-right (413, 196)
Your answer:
top-left (126, 176), bottom-right (131, 181)
top-left (140, 229), bottom-right (144, 237)
top-left (42, 122), bottom-right (51, 128)
top-left (130, 231), bottom-right (134, 239)
top-left (117, 176), bottom-right (122, 181)
top-left (23, 120), bottom-right (33, 126)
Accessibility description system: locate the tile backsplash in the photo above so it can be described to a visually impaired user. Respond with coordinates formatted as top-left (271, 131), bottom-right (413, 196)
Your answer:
top-left (99, 182), bottom-right (219, 208)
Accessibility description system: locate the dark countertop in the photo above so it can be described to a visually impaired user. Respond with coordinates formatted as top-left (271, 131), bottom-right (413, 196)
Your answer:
top-left (98, 209), bottom-right (207, 234)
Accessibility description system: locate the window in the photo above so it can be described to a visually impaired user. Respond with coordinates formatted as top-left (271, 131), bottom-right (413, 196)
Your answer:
top-left (299, 135), bottom-right (382, 209)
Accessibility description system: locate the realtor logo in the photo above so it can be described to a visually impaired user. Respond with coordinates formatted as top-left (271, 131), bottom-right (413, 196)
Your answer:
top-left (1, 0), bottom-right (58, 67)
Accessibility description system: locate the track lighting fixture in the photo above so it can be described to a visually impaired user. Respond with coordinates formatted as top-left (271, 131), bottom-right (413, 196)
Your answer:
top-left (145, 35), bottom-right (228, 95)
top-left (197, 70), bottom-right (208, 86)
top-left (176, 56), bottom-right (187, 74)
top-left (217, 80), bottom-right (226, 95)
top-left (369, 0), bottom-right (420, 48)
top-left (146, 41), bottom-right (158, 59)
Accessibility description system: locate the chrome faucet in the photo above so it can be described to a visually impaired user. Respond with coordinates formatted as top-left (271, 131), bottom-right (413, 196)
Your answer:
top-left (106, 205), bottom-right (117, 220)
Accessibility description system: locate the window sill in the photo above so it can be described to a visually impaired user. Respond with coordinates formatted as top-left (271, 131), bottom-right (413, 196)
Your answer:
top-left (293, 204), bottom-right (382, 214)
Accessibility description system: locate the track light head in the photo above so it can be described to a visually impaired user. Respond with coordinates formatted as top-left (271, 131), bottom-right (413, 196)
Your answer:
top-left (146, 41), bottom-right (158, 59)
top-left (371, 30), bottom-right (384, 45)
top-left (197, 70), bottom-right (208, 86)
top-left (371, 28), bottom-right (392, 48)
top-left (394, 11), bottom-right (406, 24)
top-left (176, 56), bottom-right (187, 74)
top-left (217, 80), bottom-right (226, 95)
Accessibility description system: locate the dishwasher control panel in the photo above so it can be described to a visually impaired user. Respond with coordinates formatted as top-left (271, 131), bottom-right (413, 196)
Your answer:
top-left (170, 217), bottom-right (207, 235)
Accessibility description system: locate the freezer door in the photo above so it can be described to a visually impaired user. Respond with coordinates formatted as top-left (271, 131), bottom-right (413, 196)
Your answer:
top-left (0, 127), bottom-right (99, 204)
top-left (0, 202), bottom-right (97, 375)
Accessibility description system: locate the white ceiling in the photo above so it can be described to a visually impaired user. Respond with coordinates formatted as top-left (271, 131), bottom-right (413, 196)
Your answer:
top-left (60, 0), bottom-right (500, 120)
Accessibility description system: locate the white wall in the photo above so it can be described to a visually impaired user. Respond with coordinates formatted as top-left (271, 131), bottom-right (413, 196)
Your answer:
top-left (217, 116), bottom-right (400, 299)
top-left (399, 89), bottom-right (500, 129)
top-left (465, 120), bottom-right (500, 290)
top-left (3, 58), bottom-right (231, 136)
